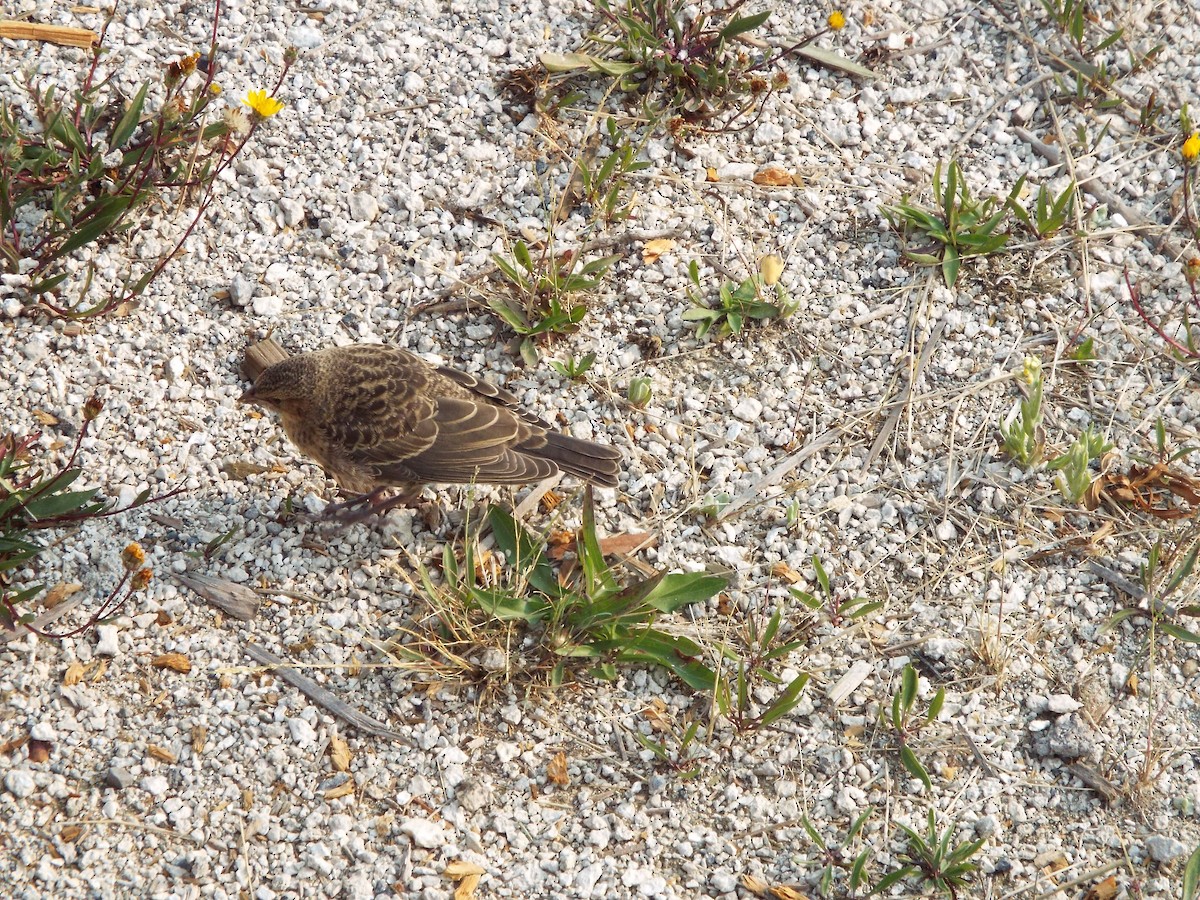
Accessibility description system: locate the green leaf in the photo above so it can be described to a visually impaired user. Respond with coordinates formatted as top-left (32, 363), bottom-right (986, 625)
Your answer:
top-left (900, 744), bottom-right (932, 791)
top-left (794, 44), bottom-right (876, 80)
top-left (643, 573), bottom-right (726, 611)
top-left (941, 243), bottom-right (960, 286)
top-left (1182, 843), bottom-right (1200, 900)
top-left (759, 672), bottom-right (809, 727)
top-left (54, 194), bottom-right (134, 259)
top-left (109, 82), bottom-right (149, 150)
top-left (717, 10), bottom-right (770, 42)
top-left (470, 586), bottom-right (551, 622)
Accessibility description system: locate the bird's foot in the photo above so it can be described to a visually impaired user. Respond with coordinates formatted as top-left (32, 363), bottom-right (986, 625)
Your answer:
top-left (318, 487), bottom-right (422, 523)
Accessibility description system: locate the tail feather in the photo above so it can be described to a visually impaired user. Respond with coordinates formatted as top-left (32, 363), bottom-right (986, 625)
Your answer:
top-left (536, 432), bottom-right (621, 487)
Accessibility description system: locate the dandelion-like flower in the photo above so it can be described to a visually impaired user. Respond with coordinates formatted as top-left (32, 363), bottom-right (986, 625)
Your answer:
top-left (1184, 131), bottom-right (1200, 163)
top-left (131, 568), bottom-right (154, 591)
top-left (121, 542), bottom-right (145, 572)
top-left (828, 10), bottom-right (846, 30)
top-left (223, 108), bottom-right (251, 136)
top-left (243, 89), bottom-right (284, 118)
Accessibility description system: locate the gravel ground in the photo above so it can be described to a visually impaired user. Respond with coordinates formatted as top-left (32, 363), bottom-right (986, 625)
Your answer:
top-left (4, 0), bottom-right (1200, 897)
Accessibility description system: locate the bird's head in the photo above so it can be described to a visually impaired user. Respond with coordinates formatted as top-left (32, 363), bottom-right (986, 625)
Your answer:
top-left (239, 356), bottom-right (317, 412)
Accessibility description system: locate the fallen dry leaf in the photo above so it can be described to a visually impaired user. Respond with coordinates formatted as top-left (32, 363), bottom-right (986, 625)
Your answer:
top-left (769, 562), bottom-right (802, 584)
top-left (753, 165), bottom-right (798, 186)
top-left (1083, 874), bottom-right (1119, 900)
top-left (705, 167), bottom-right (719, 182)
top-left (31, 409), bottom-right (59, 426)
top-left (62, 661), bottom-right (86, 687)
top-left (741, 874), bottom-right (769, 895)
top-left (445, 861), bottom-right (487, 878)
top-left (546, 531), bottom-right (655, 560)
top-left (58, 825), bottom-right (83, 843)
top-left (329, 734), bottom-right (352, 772)
top-left (28, 739), bottom-right (52, 763)
top-left (42, 582), bottom-right (82, 610)
top-left (642, 698), bottom-right (673, 732)
top-left (1093, 462), bottom-right (1200, 518)
top-left (642, 238), bottom-right (676, 263)
top-left (192, 724), bottom-right (207, 754)
top-left (152, 653), bottom-right (192, 674)
top-left (547, 751), bottom-right (569, 786)
top-left (325, 780), bottom-right (355, 800)
top-left (147, 744), bottom-right (177, 763)
top-left (769, 885), bottom-right (810, 900)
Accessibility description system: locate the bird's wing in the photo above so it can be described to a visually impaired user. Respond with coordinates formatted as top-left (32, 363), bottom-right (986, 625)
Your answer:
top-left (434, 364), bottom-right (555, 430)
top-left (353, 397), bottom-right (558, 484)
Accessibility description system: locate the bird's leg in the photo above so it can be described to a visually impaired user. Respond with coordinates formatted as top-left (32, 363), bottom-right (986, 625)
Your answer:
top-left (319, 485), bottom-right (423, 523)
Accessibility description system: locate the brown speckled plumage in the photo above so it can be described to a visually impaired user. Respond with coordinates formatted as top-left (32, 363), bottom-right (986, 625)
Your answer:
top-left (239, 344), bottom-right (621, 501)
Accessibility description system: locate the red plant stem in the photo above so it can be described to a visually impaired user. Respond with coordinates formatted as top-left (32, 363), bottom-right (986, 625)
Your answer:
top-left (1126, 268), bottom-right (1200, 359)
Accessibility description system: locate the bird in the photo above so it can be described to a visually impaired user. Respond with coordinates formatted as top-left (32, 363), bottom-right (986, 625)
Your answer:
top-left (238, 342), bottom-right (621, 516)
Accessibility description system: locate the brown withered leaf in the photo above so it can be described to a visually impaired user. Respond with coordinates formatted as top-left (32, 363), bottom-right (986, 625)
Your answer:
top-left (325, 780), bottom-right (355, 800)
top-left (769, 886), bottom-right (810, 900)
top-left (1083, 874), bottom-right (1119, 900)
top-left (546, 531), bottom-right (655, 560)
top-left (642, 238), bottom-right (676, 263)
top-left (42, 582), bottom-right (82, 610)
top-left (63, 661), bottom-right (87, 686)
top-left (753, 165), bottom-right (798, 186)
top-left (769, 562), bottom-right (803, 584)
top-left (192, 724), bottom-right (207, 754)
top-left (445, 860), bottom-right (486, 900)
top-left (0, 734), bottom-right (28, 755)
top-left (705, 167), bottom-right (719, 182)
top-left (147, 744), bottom-right (177, 763)
top-left (1093, 462), bottom-right (1200, 519)
top-left (642, 698), bottom-right (673, 732)
top-left (59, 825), bottom-right (83, 843)
top-left (152, 653), bottom-right (192, 674)
top-left (222, 460), bottom-right (275, 480)
top-left (329, 733), bottom-right (352, 772)
top-left (31, 409), bottom-right (59, 426)
top-left (547, 751), bottom-right (569, 786)
top-left (741, 874), bottom-right (769, 895)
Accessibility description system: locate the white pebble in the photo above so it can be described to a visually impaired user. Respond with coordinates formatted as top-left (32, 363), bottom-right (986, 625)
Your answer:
top-left (288, 717), bottom-right (317, 744)
top-left (6, 771), bottom-right (35, 798)
top-left (95, 625), bottom-right (120, 656)
top-left (349, 193), bottom-right (379, 223)
top-left (400, 817), bottom-right (448, 849)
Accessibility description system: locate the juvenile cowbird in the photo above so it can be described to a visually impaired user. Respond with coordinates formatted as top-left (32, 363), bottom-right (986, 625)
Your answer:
top-left (239, 343), bottom-right (621, 514)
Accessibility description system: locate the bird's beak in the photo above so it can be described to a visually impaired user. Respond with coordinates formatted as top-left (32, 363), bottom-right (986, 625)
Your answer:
top-left (238, 386), bottom-right (256, 405)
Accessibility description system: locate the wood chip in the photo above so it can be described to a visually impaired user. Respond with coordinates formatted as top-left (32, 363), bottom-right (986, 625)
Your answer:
top-left (547, 750), bottom-right (569, 786)
top-left (176, 572), bottom-right (261, 621)
top-left (242, 337), bottom-right (291, 382)
top-left (0, 21), bottom-right (98, 47)
top-left (329, 733), bottom-right (352, 771)
top-left (147, 744), bottom-right (177, 763)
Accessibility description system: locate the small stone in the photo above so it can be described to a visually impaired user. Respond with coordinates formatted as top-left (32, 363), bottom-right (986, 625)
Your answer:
top-left (278, 198), bottom-right (305, 227)
top-left (263, 262), bottom-right (289, 284)
top-left (456, 779), bottom-right (492, 813)
top-left (140, 775), bottom-right (169, 797)
top-left (348, 193), bottom-right (379, 223)
top-left (95, 625), bottom-right (119, 657)
top-left (288, 717), bottom-right (317, 744)
top-left (252, 294), bottom-right (284, 317)
top-left (731, 398), bottom-right (763, 422)
top-left (6, 770), bottom-right (36, 798)
top-left (400, 817), bottom-right (448, 849)
top-left (230, 274), bottom-right (256, 306)
top-left (287, 25), bottom-right (323, 49)
top-left (1145, 835), bottom-right (1186, 863)
top-left (935, 519), bottom-right (958, 541)
top-left (402, 72), bottom-right (425, 95)
top-left (1046, 694), bottom-right (1081, 714)
top-left (106, 767), bottom-right (136, 789)
top-left (975, 815), bottom-right (997, 837)
top-left (29, 722), bottom-right (55, 741)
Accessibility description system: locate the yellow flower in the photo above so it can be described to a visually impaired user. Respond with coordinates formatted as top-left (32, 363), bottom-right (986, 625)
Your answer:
top-left (828, 10), bottom-right (846, 30)
top-left (209, 83), bottom-right (223, 95)
top-left (1184, 131), bottom-right (1200, 162)
top-left (131, 568), bottom-right (154, 591)
top-left (121, 542), bottom-right (145, 572)
top-left (759, 253), bottom-right (785, 286)
top-left (243, 89), bottom-right (284, 118)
